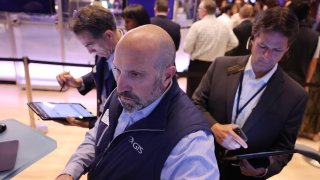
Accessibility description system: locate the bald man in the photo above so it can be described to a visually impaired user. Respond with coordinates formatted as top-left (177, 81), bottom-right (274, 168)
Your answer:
top-left (56, 25), bottom-right (219, 180)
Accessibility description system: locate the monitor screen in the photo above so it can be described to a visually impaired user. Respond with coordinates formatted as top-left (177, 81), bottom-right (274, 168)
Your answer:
top-left (0, 0), bottom-right (55, 14)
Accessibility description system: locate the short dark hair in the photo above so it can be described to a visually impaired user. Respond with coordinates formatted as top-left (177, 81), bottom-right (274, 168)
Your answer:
top-left (288, 0), bottom-right (311, 22)
top-left (252, 7), bottom-right (299, 45)
top-left (122, 4), bottom-right (150, 26)
top-left (220, 4), bottom-right (232, 14)
top-left (71, 5), bottom-right (116, 39)
top-left (155, 0), bottom-right (169, 12)
top-left (264, 0), bottom-right (279, 9)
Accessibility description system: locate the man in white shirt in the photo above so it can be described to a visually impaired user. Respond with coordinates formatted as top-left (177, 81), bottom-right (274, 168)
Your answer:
top-left (183, 0), bottom-right (238, 97)
top-left (217, 3), bottom-right (233, 29)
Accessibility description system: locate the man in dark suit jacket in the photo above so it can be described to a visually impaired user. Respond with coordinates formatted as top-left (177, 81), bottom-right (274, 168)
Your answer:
top-left (193, 7), bottom-right (308, 179)
top-left (226, 4), bottom-right (254, 56)
top-left (77, 55), bottom-right (116, 128)
top-left (279, 0), bottom-right (319, 87)
top-left (56, 5), bottom-right (122, 128)
top-left (151, 0), bottom-right (181, 51)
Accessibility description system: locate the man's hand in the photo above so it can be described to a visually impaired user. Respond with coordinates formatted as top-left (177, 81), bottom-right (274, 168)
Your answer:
top-left (239, 159), bottom-right (268, 177)
top-left (53, 116), bottom-right (89, 128)
top-left (56, 71), bottom-right (82, 90)
top-left (56, 174), bottom-right (73, 180)
top-left (211, 123), bottom-right (248, 150)
top-left (66, 116), bottom-right (89, 128)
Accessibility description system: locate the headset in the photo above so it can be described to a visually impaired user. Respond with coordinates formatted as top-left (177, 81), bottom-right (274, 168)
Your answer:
top-left (246, 35), bottom-right (254, 50)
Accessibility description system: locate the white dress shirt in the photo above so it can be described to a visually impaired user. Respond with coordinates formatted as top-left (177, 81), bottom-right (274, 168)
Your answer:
top-left (183, 14), bottom-right (238, 62)
top-left (232, 56), bottom-right (278, 127)
top-left (217, 13), bottom-right (233, 30)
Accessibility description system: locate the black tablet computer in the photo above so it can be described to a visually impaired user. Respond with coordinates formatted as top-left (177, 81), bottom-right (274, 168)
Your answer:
top-left (27, 102), bottom-right (96, 121)
top-left (223, 150), bottom-right (294, 161)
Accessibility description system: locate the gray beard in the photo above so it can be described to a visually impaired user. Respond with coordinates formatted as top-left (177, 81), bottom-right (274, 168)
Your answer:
top-left (119, 76), bottom-right (165, 113)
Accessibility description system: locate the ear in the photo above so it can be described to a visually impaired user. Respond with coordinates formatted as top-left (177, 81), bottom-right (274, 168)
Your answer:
top-left (283, 46), bottom-right (290, 54)
top-left (162, 65), bottom-right (176, 86)
top-left (103, 29), bottom-right (114, 39)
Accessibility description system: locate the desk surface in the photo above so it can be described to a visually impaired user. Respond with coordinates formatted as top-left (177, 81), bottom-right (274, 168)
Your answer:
top-left (0, 119), bottom-right (57, 179)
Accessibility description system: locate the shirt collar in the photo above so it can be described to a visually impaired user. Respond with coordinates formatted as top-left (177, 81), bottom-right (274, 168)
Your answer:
top-left (156, 13), bottom-right (167, 17)
top-left (203, 14), bottom-right (216, 20)
top-left (103, 54), bottom-right (114, 81)
top-left (244, 55), bottom-right (277, 83)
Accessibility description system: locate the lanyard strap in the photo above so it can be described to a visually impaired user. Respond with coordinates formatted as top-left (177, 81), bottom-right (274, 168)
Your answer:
top-left (234, 73), bottom-right (268, 124)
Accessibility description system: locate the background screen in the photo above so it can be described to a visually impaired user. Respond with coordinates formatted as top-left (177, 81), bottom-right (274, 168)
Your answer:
top-left (0, 0), bottom-right (55, 14)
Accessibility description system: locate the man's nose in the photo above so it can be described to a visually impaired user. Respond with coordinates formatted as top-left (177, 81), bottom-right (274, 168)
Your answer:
top-left (263, 49), bottom-right (273, 59)
top-left (116, 74), bottom-right (130, 93)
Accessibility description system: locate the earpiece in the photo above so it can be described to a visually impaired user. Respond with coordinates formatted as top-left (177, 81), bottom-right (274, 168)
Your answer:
top-left (246, 35), bottom-right (254, 50)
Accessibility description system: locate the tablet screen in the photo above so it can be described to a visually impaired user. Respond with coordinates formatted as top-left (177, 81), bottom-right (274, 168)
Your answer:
top-left (27, 102), bottom-right (96, 121)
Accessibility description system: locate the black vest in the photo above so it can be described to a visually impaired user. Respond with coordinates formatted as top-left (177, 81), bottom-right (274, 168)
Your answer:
top-left (88, 79), bottom-right (211, 180)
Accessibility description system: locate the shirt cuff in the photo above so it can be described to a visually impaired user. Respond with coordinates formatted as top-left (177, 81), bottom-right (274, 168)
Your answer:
top-left (56, 173), bottom-right (73, 179)
top-left (62, 164), bottom-right (83, 180)
top-left (77, 77), bottom-right (85, 91)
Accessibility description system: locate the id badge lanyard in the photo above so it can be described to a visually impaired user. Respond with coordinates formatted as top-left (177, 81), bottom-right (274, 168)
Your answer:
top-left (234, 73), bottom-right (268, 125)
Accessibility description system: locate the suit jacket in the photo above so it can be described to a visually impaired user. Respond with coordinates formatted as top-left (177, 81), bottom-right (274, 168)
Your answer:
top-left (151, 15), bottom-right (181, 51)
top-left (226, 19), bottom-right (252, 56)
top-left (193, 55), bottom-right (308, 179)
top-left (79, 56), bottom-right (116, 127)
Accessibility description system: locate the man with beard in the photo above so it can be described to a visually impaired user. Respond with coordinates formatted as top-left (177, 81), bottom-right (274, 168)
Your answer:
top-left (56, 25), bottom-right (219, 180)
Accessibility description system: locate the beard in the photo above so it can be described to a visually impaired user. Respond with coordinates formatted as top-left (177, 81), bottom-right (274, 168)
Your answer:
top-left (117, 76), bottom-right (166, 113)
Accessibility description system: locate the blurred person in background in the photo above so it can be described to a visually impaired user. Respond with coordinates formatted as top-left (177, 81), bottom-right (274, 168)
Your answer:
top-left (151, 0), bottom-right (181, 51)
top-left (230, 0), bottom-right (244, 28)
top-left (226, 3), bottom-right (254, 56)
top-left (280, 0), bottom-right (319, 89)
top-left (281, 0), bottom-right (320, 141)
top-left (122, 4), bottom-right (150, 31)
top-left (262, 0), bottom-right (279, 10)
top-left (184, 0), bottom-right (238, 98)
top-left (217, 3), bottom-right (233, 29)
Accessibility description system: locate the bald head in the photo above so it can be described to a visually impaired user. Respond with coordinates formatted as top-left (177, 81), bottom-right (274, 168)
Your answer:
top-left (116, 24), bottom-right (176, 70)
top-left (113, 25), bottom-right (177, 112)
